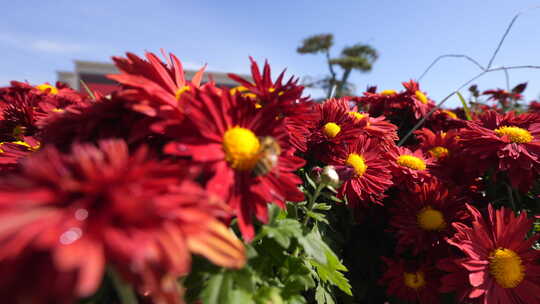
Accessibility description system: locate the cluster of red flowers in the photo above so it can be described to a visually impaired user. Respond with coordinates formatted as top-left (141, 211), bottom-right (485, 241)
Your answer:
top-left (357, 84), bottom-right (540, 303)
top-left (0, 51), bottom-right (538, 304)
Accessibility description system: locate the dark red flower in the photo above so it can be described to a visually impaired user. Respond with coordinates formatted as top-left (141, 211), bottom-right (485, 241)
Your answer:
top-left (380, 257), bottom-right (442, 304)
top-left (483, 85), bottom-right (524, 109)
top-left (40, 94), bottom-right (161, 153)
top-left (108, 51), bottom-right (206, 118)
top-left (329, 135), bottom-right (393, 208)
top-left (0, 138), bottom-right (40, 173)
top-left (0, 81), bottom-right (88, 143)
top-left (459, 110), bottom-right (540, 191)
top-left (423, 108), bottom-right (467, 132)
top-left (306, 98), bottom-right (362, 163)
top-left (388, 146), bottom-right (434, 186)
top-left (402, 80), bottom-right (436, 119)
top-left (444, 204), bottom-right (540, 303)
top-left (415, 128), bottom-right (460, 161)
top-left (229, 58), bottom-right (316, 152)
top-left (164, 84), bottom-right (305, 240)
top-left (0, 140), bottom-right (245, 303)
top-left (388, 180), bottom-right (470, 254)
top-left (227, 57), bottom-right (309, 115)
top-left (528, 101), bottom-right (540, 113)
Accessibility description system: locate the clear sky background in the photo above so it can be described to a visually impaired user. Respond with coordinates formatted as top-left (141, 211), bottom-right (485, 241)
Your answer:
top-left (1, 1), bottom-right (540, 107)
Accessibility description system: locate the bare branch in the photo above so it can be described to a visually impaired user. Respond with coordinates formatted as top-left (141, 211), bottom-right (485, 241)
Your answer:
top-left (400, 7), bottom-right (540, 145)
top-left (398, 65), bottom-right (540, 145)
top-left (486, 12), bottom-right (521, 69)
top-left (418, 54), bottom-right (485, 81)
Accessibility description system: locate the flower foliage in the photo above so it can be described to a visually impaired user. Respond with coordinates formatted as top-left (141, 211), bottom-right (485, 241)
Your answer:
top-left (0, 51), bottom-right (538, 304)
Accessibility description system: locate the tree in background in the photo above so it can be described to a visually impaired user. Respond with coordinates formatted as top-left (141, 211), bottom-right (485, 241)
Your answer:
top-left (297, 33), bottom-right (378, 98)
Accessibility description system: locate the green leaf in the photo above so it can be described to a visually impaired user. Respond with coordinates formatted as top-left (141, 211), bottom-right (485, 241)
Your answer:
top-left (310, 254), bottom-right (351, 296)
top-left (301, 230), bottom-right (352, 295)
top-left (268, 204), bottom-right (283, 224)
top-left (279, 256), bottom-right (316, 296)
top-left (313, 203), bottom-right (332, 211)
top-left (320, 192), bottom-right (344, 204)
top-left (230, 289), bottom-right (254, 304)
top-left (315, 285), bottom-right (336, 304)
top-left (305, 172), bottom-right (318, 190)
top-left (261, 219), bottom-right (302, 248)
top-left (457, 92), bottom-right (472, 120)
top-left (200, 271), bottom-right (232, 304)
top-left (306, 211), bottom-right (329, 224)
top-left (298, 231), bottom-right (328, 264)
top-left (287, 295), bottom-right (307, 304)
top-left (255, 287), bottom-right (284, 304)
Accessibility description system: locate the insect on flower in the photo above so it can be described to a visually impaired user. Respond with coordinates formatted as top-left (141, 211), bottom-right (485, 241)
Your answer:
top-left (253, 136), bottom-right (281, 177)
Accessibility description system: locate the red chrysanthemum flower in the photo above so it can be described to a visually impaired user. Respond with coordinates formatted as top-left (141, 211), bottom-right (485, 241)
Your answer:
top-left (415, 128), bottom-right (460, 161)
top-left (164, 84), bottom-right (305, 240)
top-left (388, 146), bottom-right (434, 186)
top-left (0, 140), bottom-right (245, 303)
top-left (0, 138), bottom-right (40, 173)
top-left (227, 57), bottom-right (309, 114)
top-left (483, 86), bottom-right (524, 109)
top-left (40, 94), bottom-right (161, 153)
top-left (459, 110), bottom-right (540, 191)
top-left (329, 135), bottom-right (393, 208)
top-left (379, 257), bottom-right (442, 304)
top-left (437, 257), bottom-right (474, 302)
top-left (0, 81), bottom-right (87, 145)
top-left (423, 108), bottom-right (467, 132)
top-left (0, 87), bottom-right (40, 141)
top-left (108, 51), bottom-right (206, 118)
top-left (349, 111), bottom-right (398, 148)
top-left (229, 58), bottom-right (316, 152)
top-left (528, 101), bottom-right (540, 113)
top-left (388, 181), bottom-right (470, 254)
top-left (413, 128), bottom-right (479, 185)
top-left (354, 87), bottom-right (405, 117)
top-left (444, 204), bottom-right (540, 303)
top-left (306, 98), bottom-right (362, 163)
top-left (402, 80), bottom-right (436, 119)
top-left (331, 99), bottom-right (398, 149)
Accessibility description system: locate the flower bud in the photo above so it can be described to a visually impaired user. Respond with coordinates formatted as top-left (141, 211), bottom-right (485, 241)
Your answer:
top-left (321, 165), bottom-right (340, 188)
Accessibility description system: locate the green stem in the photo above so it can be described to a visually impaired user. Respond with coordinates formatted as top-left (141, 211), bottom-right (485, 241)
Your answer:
top-left (303, 183), bottom-right (325, 226)
top-left (108, 267), bottom-right (139, 304)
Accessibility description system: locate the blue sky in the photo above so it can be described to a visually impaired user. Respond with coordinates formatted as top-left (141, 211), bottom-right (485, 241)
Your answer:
top-left (1, 1), bottom-right (540, 107)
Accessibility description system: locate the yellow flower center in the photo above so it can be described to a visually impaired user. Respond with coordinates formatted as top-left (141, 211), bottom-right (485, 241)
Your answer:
top-left (5, 141), bottom-right (41, 152)
top-left (222, 127), bottom-right (261, 171)
top-left (323, 122), bottom-right (341, 138)
top-left (415, 90), bottom-right (428, 104)
top-left (348, 111), bottom-right (366, 120)
top-left (403, 271), bottom-right (426, 289)
top-left (346, 153), bottom-right (368, 177)
top-left (380, 89), bottom-right (397, 96)
top-left (35, 84), bottom-right (58, 95)
top-left (417, 206), bottom-right (446, 231)
top-left (428, 146), bottom-right (449, 159)
top-left (489, 248), bottom-right (525, 288)
top-left (397, 155), bottom-right (426, 170)
top-left (230, 86), bottom-right (249, 94)
top-left (175, 86), bottom-right (190, 101)
top-left (494, 126), bottom-right (533, 143)
top-left (442, 110), bottom-right (458, 119)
